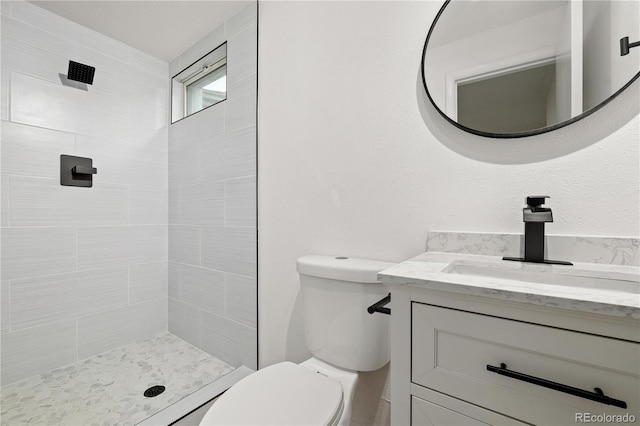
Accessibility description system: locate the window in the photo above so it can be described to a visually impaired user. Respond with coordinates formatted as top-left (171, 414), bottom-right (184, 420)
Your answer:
top-left (171, 42), bottom-right (227, 123)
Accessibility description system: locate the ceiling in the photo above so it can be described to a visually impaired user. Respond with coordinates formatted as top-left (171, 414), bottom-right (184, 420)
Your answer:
top-left (29, 1), bottom-right (252, 62)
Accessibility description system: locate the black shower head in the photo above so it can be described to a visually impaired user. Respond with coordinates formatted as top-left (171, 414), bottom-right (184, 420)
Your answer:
top-left (67, 60), bottom-right (95, 85)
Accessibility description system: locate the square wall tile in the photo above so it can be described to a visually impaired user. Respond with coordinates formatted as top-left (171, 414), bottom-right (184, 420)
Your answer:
top-left (1, 319), bottom-right (76, 386)
top-left (201, 312), bottom-right (256, 369)
top-left (201, 226), bottom-right (256, 278)
top-left (77, 298), bottom-right (167, 359)
top-left (10, 267), bottom-right (128, 331)
top-left (1, 227), bottom-right (76, 281)
top-left (129, 261), bottom-right (168, 304)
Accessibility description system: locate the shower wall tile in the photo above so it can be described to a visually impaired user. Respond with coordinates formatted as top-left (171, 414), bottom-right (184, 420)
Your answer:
top-left (169, 101), bottom-right (225, 151)
top-left (1, 15), bottom-right (77, 60)
top-left (9, 175), bottom-right (128, 227)
top-left (177, 181), bottom-right (225, 226)
top-left (10, 267), bottom-right (129, 330)
top-left (168, 141), bottom-right (200, 188)
top-left (130, 186), bottom-right (169, 225)
top-left (169, 225), bottom-right (201, 265)
top-left (8, 1), bottom-right (81, 47)
top-left (225, 176), bottom-right (256, 226)
top-left (1, 69), bottom-right (8, 121)
top-left (0, 319), bottom-right (77, 386)
top-left (179, 264), bottom-right (225, 315)
top-left (77, 225), bottom-right (167, 271)
top-left (225, 74), bottom-right (256, 132)
top-left (225, 273), bottom-right (257, 328)
top-left (1, 39), bottom-right (71, 86)
top-left (77, 298), bottom-right (167, 359)
top-left (201, 312), bottom-right (256, 369)
top-left (168, 297), bottom-right (200, 348)
top-left (129, 261), bottom-right (169, 304)
top-left (168, 261), bottom-right (180, 298)
top-left (199, 125), bottom-right (256, 182)
top-left (175, 26), bottom-right (225, 77)
top-left (1, 121), bottom-right (75, 179)
top-left (1, 281), bottom-right (9, 334)
top-left (1, 176), bottom-right (8, 228)
top-left (201, 226), bottom-right (257, 278)
top-left (225, 3), bottom-right (257, 39)
top-left (227, 25), bottom-right (257, 85)
top-left (1, 227), bottom-right (76, 281)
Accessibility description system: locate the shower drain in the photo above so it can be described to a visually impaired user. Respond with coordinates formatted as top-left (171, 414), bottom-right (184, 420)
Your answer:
top-left (144, 385), bottom-right (166, 398)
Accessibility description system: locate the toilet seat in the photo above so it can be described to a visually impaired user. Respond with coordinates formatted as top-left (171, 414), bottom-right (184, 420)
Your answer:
top-left (200, 362), bottom-right (344, 426)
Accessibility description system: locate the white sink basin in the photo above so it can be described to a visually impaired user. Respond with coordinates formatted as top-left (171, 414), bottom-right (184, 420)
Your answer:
top-left (443, 260), bottom-right (640, 294)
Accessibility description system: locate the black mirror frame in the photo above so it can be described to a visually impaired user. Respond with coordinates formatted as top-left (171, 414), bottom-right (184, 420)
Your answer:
top-left (421, 0), bottom-right (640, 139)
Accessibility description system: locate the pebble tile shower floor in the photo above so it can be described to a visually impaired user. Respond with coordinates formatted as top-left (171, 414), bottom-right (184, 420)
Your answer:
top-left (0, 333), bottom-right (234, 425)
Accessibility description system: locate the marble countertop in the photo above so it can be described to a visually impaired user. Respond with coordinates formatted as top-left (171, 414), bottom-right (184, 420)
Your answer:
top-left (378, 252), bottom-right (640, 320)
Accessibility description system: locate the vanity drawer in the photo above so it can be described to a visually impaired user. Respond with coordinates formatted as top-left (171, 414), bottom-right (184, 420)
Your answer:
top-left (412, 396), bottom-right (488, 425)
top-left (412, 303), bottom-right (640, 425)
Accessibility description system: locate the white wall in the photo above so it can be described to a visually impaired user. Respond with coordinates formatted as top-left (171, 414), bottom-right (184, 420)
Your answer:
top-left (257, 0), bottom-right (639, 372)
top-left (1, 0), bottom-right (169, 385)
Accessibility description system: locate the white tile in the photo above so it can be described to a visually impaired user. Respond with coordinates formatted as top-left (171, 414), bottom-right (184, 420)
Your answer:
top-left (225, 74), bottom-right (256, 132)
top-left (1, 70), bottom-right (8, 121)
top-left (179, 264), bottom-right (224, 315)
top-left (1, 1), bottom-right (11, 17)
top-left (1, 176), bottom-right (8, 228)
top-left (169, 101), bottom-right (225, 151)
top-left (169, 225), bottom-right (200, 265)
top-left (1, 227), bottom-right (76, 281)
top-left (75, 29), bottom-right (130, 64)
top-left (178, 26), bottom-right (225, 75)
top-left (10, 267), bottom-right (128, 330)
top-left (168, 140), bottom-right (200, 187)
top-left (199, 125), bottom-right (256, 182)
top-left (129, 49), bottom-right (168, 79)
top-left (225, 273), bottom-right (256, 328)
top-left (77, 298), bottom-right (167, 359)
top-left (11, 72), bottom-right (130, 138)
top-left (169, 57), bottom-right (182, 79)
top-left (225, 3), bottom-right (257, 39)
top-left (77, 225), bottom-right (167, 271)
top-left (1, 121), bottom-right (75, 179)
top-left (201, 226), bottom-right (256, 278)
top-left (225, 176), bottom-right (256, 226)
top-left (10, 1), bottom-right (88, 47)
top-left (130, 186), bottom-right (168, 225)
top-left (1, 319), bottom-right (76, 386)
top-left (168, 261), bottom-right (180, 298)
top-left (129, 261), bottom-right (168, 304)
top-left (1, 15), bottom-right (77, 60)
top-left (178, 181), bottom-right (225, 226)
top-left (1, 281), bottom-right (9, 334)
top-left (9, 175), bottom-right (128, 227)
top-left (2, 41), bottom-right (70, 86)
top-left (168, 297), bottom-right (200, 348)
top-left (201, 312), bottom-right (256, 369)
top-left (169, 187), bottom-right (180, 225)
top-left (227, 25), bottom-right (257, 86)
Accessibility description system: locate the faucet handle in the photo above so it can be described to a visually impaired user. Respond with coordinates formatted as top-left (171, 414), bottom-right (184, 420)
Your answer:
top-left (526, 195), bottom-right (550, 208)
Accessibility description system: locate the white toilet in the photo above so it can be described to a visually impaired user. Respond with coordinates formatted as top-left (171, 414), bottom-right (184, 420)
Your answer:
top-left (200, 255), bottom-right (394, 426)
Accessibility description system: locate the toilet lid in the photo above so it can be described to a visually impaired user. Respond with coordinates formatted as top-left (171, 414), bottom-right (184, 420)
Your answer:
top-left (200, 362), bottom-right (343, 426)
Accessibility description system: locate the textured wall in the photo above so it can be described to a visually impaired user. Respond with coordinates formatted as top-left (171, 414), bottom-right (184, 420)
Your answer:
top-left (1, 1), bottom-right (169, 385)
top-left (167, 3), bottom-right (257, 370)
top-left (258, 1), bottom-right (639, 424)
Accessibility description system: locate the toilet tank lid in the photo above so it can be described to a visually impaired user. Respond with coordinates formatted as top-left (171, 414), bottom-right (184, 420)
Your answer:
top-left (297, 255), bottom-right (396, 283)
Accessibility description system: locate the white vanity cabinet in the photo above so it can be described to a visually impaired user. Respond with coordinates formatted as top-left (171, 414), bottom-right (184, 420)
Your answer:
top-left (388, 287), bottom-right (640, 426)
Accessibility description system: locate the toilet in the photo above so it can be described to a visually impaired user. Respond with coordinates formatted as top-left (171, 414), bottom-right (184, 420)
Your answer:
top-left (200, 255), bottom-right (394, 426)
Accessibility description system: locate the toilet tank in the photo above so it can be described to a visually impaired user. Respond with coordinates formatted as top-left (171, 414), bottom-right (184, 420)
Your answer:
top-left (297, 255), bottom-right (395, 372)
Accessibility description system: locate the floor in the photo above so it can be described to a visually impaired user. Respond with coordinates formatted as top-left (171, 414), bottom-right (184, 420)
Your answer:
top-left (0, 332), bottom-right (234, 425)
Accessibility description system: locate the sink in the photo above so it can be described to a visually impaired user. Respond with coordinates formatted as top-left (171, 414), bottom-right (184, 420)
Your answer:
top-left (443, 260), bottom-right (640, 294)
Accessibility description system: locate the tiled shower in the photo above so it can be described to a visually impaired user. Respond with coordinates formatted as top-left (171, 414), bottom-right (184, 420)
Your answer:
top-left (0, 0), bottom-right (257, 423)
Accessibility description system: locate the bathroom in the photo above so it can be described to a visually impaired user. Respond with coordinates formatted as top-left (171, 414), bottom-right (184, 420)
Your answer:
top-left (1, 0), bottom-right (638, 425)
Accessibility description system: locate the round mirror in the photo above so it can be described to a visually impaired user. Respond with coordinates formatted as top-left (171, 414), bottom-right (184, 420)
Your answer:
top-left (422, 0), bottom-right (640, 138)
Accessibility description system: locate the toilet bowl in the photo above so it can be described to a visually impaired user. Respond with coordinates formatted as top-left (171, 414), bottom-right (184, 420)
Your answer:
top-left (200, 255), bottom-right (394, 425)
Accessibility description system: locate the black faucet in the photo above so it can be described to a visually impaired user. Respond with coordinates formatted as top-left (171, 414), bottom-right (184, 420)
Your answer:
top-left (503, 196), bottom-right (572, 265)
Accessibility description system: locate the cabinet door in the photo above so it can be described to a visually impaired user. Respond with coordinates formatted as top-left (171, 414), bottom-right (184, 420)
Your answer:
top-left (412, 302), bottom-right (640, 425)
top-left (412, 396), bottom-right (488, 426)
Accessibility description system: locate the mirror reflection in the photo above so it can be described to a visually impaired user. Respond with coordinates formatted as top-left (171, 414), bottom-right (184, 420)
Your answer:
top-left (423, 0), bottom-right (640, 136)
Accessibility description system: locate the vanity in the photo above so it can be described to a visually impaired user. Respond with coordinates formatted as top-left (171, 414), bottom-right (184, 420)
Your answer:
top-left (380, 233), bottom-right (639, 426)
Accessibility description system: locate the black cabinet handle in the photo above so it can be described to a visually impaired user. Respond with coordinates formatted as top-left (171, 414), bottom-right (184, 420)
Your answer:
top-left (487, 363), bottom-right (627, 409)
top-left (367, 293), bottom-right (391, 315)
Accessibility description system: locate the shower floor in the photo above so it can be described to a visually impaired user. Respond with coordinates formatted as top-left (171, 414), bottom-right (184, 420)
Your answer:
top-left (0, 332), bottom-right (234, 425)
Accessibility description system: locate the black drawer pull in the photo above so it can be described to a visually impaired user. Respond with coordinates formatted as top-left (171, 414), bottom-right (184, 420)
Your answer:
top-left (367, 293), bottom-right (391, 315)
top-left (487, 363), bottom-right (627, 409)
